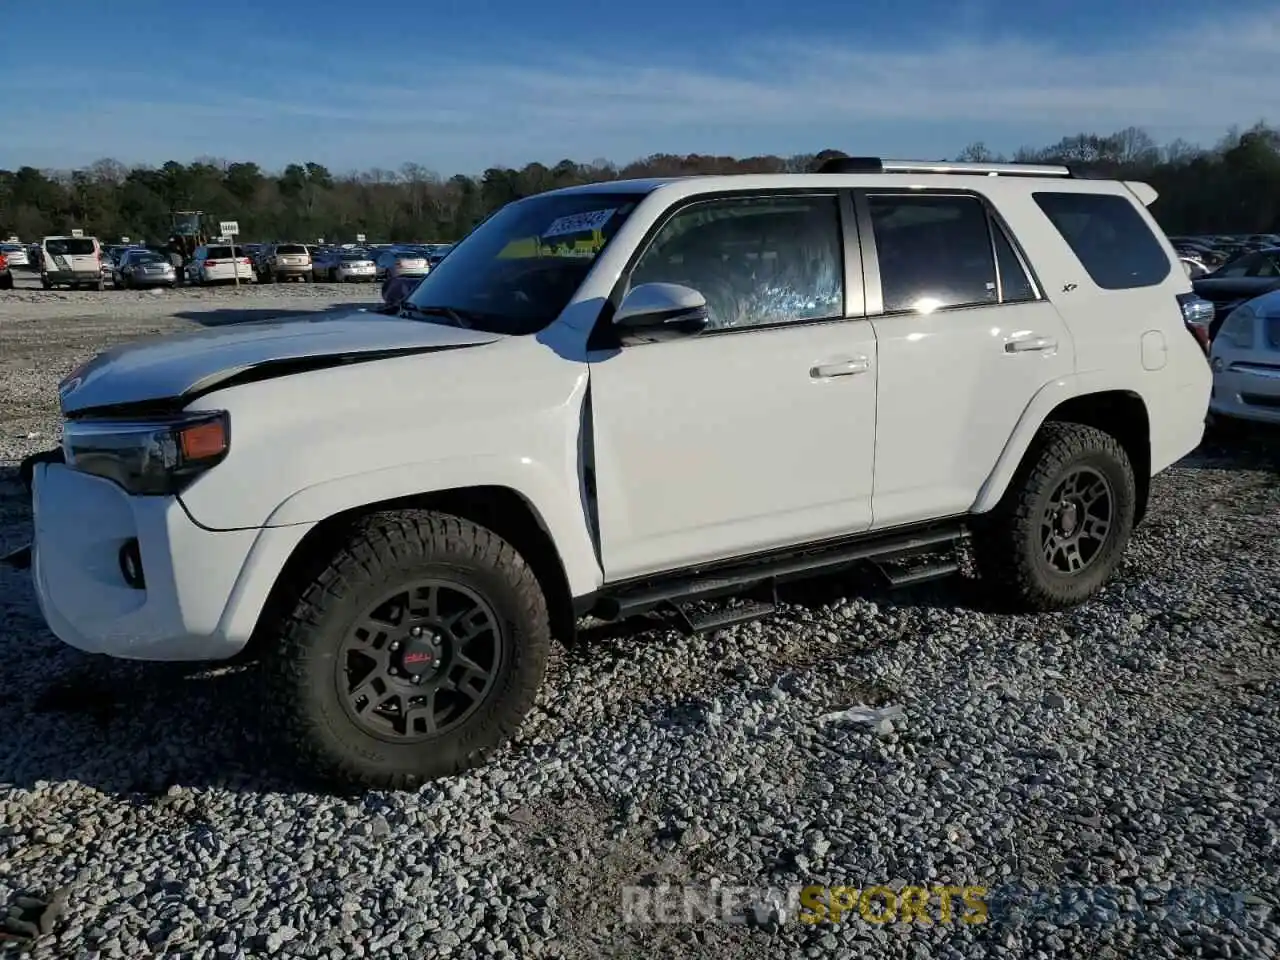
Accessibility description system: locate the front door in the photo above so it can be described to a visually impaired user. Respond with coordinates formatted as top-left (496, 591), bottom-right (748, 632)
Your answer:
top-left (588, 192), bottom-right (879, 582)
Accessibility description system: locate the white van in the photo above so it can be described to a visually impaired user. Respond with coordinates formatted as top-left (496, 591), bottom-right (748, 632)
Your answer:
top-left (40, 235), bottom-right (104, 290)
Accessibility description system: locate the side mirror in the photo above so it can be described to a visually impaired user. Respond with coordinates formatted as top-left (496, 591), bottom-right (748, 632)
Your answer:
top-left (613, 282), bottom-right (709, 344)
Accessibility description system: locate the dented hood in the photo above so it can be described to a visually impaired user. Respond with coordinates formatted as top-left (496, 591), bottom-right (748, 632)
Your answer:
top-left (58, 310), bottom-right (501, 416)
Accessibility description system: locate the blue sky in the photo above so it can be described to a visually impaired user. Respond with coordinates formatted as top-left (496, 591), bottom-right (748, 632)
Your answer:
top-left (2, 0), bottom-right (1278, 176)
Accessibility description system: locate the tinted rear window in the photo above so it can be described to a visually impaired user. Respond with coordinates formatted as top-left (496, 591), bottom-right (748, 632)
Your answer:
top-left (1032, 192), bottom-right (1170, 290)
top-left (206, 246), bottom-right (245, 258)
top-left (46, 238), bottom-right (97, 256)
top-left (276, 244), bottom-right (308, 254)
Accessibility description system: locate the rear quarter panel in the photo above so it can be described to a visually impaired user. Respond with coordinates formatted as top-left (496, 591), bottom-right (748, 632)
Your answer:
top-left (970, 180), bottom-right (1209, 508)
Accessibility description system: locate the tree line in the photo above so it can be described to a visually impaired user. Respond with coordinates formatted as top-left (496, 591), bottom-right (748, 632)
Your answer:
top-left (1, 123), bottom-right (1277, 246)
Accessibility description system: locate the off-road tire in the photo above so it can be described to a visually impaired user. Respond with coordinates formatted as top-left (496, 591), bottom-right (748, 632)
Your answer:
top-left (262, 509), bottom-right (552, 789)
top-left (973, 422), bottom-right (1136, 612)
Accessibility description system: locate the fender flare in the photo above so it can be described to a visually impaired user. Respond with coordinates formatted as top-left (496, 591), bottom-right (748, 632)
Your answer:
top-left (970, 372), bottom-right (1150, 514)
top-left (260, 454), bottom-right (604, 598)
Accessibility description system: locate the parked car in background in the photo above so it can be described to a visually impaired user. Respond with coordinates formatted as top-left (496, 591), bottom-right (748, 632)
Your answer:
top-left (187, 244), bottom-right (256, 285)
top-left (424, 243), bottom-right (454, 268)
top-left (375, 247), bottom-right (430, 280)
top-left (1208, 290), bottom-right (1280, 427)
top-left (1192, 247), bottom-right (1280, 339)
top-left (112, 248), bottom-right (177, 289)
top-left (1180, 257), bottom-right (1210, 279)
top-left (259, 243), bottom-right (313, 283)
top-left (0, 242), bottom-right (30, 268)
top-left (316, 249), bottom-right (377, 282)
top-left (0, 250), bottom-right (12, 290)
top-left (40, 235), bottom-right (104, 290)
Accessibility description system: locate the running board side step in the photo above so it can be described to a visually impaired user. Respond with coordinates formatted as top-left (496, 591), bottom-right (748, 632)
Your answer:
top-left (592, 520), bottom-right (967, 622)
top-left (875, 559), bottom-right (961, 588)
top-left (665, 599), bottom-right (778, 636)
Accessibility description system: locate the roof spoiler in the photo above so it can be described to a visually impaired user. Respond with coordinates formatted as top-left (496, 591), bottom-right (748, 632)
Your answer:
top-left (1123, 181), bottom-right (1158, 206)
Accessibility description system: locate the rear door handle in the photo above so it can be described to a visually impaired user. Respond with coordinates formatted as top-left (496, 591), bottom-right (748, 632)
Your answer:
top-left (811, 356), bottom-right (870, 379)
top-left (1005, 335), bottom-right (1057, 353)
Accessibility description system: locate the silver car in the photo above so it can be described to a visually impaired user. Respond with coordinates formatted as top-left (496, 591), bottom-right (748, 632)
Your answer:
top-left (112, 249), bottom-right (177, 289)
top-left (0, 243), bottom-right (29, 268)
top-left (375, 248), bottom-right (430, 280)
top-left (332, 251), bottom-right (378, 282)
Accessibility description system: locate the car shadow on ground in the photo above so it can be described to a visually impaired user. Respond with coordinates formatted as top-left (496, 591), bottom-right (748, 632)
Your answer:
top-left (173, 302), bottom-right (376, 327)
top-left (1, 426), bottom-right (1273, 797)
top-left (1181, 420), bottom-right (1279, 473)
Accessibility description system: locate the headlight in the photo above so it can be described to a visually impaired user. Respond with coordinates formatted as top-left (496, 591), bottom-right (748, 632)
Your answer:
top-left (62, 411), bottom-right (230, 495)
top-left (1217, 306), bottom-right (1256, 350)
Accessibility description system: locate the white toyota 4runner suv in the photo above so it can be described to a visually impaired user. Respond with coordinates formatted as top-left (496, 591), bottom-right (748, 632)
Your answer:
top-left (18, 158), bottom-right (1212, 789)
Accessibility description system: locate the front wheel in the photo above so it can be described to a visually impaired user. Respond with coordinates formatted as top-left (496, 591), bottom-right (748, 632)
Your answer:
top-left (973, 422), bottom-right (1136, 612)
top-left (262, 510), bottom-right (552, 789)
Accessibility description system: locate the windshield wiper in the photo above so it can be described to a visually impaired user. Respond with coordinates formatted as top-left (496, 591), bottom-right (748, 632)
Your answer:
top-left (399, 303), bottom-right (472, 328)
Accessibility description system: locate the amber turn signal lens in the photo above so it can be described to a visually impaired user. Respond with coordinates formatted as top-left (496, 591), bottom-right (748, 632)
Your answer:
top-left (178, 420), bottom-right (228, 460)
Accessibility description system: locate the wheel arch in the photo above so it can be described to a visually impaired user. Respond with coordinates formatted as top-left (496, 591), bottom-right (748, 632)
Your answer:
top-left (1042, 391), bottom-right (1151, 526)
top-left (973, 377), bottom-right (1152, 523)
top-left (236, 485), bottom-right (580, 663)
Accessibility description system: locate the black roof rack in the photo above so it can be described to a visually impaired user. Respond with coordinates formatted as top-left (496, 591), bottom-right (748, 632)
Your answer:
top-left (816, 156), bottom-right (1073, 178)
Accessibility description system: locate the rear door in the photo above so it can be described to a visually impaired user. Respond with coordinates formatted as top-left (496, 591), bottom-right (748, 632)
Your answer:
top-left (68, 238), bottom-right (100, 274)
top-left (857, 189), bottom-right (1075, 528)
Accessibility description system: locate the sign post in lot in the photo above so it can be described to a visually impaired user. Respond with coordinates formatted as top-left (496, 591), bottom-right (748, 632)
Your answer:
top-left (71, 229), bottom-right (83, 238)
top-left (356, 233), bottom-right (366, 243)
top-left (220, 221), bottom-right (241, 288)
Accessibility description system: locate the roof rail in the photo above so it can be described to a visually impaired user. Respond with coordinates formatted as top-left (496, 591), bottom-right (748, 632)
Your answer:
top-left (816, 156), bottom-right (1073, 178)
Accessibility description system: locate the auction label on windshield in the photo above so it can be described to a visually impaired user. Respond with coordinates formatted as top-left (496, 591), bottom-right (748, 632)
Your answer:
top-left (542, 208), bottom-right (616, 239)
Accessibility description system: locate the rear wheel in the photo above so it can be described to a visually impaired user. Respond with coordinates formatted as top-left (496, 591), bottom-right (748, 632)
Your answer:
top-left (0, 272), bottom-right (13, 291)
top-left (973, 422), bottom-right (1136, 612)
top-left (262, 510), bottom-right (552, 789)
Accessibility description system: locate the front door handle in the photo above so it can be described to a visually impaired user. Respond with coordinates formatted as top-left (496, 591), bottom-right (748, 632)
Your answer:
top-left (811, 356), bottom-right (870, 379)
top-left (1005, 335), bottom-right (1058, 353)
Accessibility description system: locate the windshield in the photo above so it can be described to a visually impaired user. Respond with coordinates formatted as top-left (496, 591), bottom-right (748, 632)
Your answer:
top-left (276, 244), bottom-right (308, 255)
top-left (404, 191), bottom-right (643, 335)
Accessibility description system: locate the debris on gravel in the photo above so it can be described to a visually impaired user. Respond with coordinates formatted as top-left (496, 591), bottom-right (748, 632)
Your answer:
top-left (0, 295), bottom-right (1277, 959)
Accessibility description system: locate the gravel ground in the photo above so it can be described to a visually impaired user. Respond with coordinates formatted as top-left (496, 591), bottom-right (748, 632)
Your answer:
top-left (0, 283), bottom-right (1277, 959)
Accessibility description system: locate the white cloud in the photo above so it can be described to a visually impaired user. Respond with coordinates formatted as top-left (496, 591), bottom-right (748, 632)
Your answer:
top-left (5, 8), bottom-right (1279, 172)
